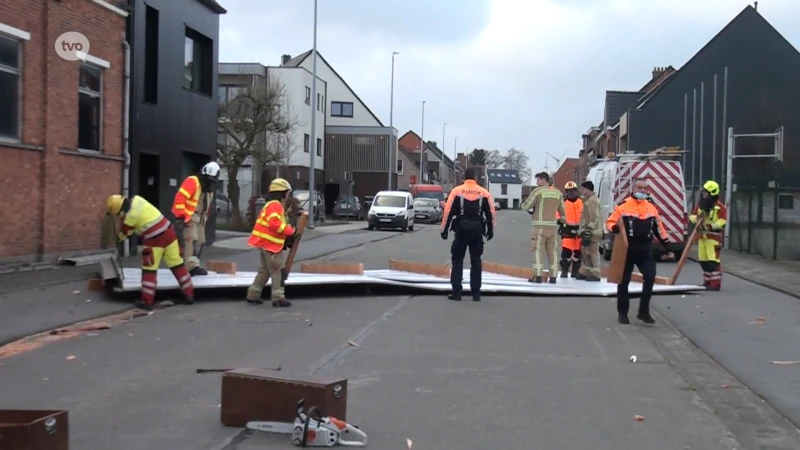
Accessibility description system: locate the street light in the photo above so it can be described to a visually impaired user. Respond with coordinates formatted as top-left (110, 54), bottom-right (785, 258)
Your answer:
top-left (442, 123), bottom-right (446, 186)
top-left (308, 0), bottom-right (319, 229)
top-left (388, 51), bottom-right (399, 190)
top-left (419, 101), bottom-right (426, 183)
top-left (453, 136), bottom-right (458, 185)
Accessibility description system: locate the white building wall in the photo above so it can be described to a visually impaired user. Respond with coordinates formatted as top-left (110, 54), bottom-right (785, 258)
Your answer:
top-left (268, 67), bottom-right (326, 169)
top-left (488, 183), bottom-right (523, 208)
top-left (297, 57), bottom-right (382, 127)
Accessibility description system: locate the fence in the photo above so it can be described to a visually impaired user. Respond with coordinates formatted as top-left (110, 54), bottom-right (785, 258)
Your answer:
top-left (728, 187), bottom-right (800, 261)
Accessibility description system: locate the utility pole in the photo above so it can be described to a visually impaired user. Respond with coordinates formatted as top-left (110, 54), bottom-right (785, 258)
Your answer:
top-left (419, 101), bottom-right (426, 182)
top-left (442, 123), bottom-right (446, 186)
top-left (307, 0), bottom-right (319, 229)
top-left (387, 51), bottom-right (398, 190)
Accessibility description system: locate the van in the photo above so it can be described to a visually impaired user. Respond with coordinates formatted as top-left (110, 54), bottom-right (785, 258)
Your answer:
top-left (584, 148), bottom-right (688, 261)
top-left (409, 184), bottom-right (446, 208)
top-left (367, 191), bottom-right (415, 231)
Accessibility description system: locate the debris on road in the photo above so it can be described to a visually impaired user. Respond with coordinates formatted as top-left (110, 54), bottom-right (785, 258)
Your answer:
top-left (72, 290), bottom-right (81, 294)
top-left (630, 355), bottom-right (637, 363)
top-left (406, 438), bottom-right (413, 449)
top-left (747, 317), bottom-right (766, 325)
top-left (196, 366), bottom-right (282, 374)
top-left (49, 325), bottom-right (111, 335)
top-left (347, 340), bottom-right (359, 347)
top-left (770, 361), bottom-right (800, 365)
top-left (66, 355), bottom-right (76, 361)
top-left (633, 415), bottom-right (645, 422)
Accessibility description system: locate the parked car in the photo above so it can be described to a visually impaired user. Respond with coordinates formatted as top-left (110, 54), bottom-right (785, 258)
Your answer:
top-left (362, 195), bottom-right (374, 211)
top-left (494, 200), bottom-right (501, 211)
top-left (333, 195), bottom-right (364, 220)
top-left (216, 192), bottom-right (231, 217)
top-left (413, 198), bottom-right (442, 223)
top-left (367, 191), bottom-right (415, 231)
top-left (293, 190), bottom-right (326, 222)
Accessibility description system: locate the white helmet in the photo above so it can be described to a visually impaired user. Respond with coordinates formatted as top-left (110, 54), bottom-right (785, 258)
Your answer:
top-left (201, 161), bottom-right (221, 180)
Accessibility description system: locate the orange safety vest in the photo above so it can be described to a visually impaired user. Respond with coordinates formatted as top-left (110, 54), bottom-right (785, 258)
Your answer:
top-left (248, 200), bottom-right (296, 253)
top-left (689, 201), bottom-right (727, 245)
top-left (556, 198), bottom-right (583, 251)
top-left (606, 197), bottom-right (668, 244)
top-left (172, 176), bottom-right (202, 220)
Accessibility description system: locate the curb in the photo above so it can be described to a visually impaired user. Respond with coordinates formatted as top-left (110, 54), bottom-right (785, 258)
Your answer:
top-left (687, 255), bottom-right (800, 301)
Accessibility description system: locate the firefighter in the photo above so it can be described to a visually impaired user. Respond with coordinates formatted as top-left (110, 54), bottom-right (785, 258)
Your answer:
top-left (172, 161), bottom-right (221, 276)
top-left (521, 172), bottom-right (566, 283)
top-left (441, 167), bottom-right (495, 302)
top-left (576, 181), bottom-right (602, 281)
top-left (689, 180), bottom-right (727, 291)
top-left (606, 178), bottom-right (674, 324)
top-left (245, 178), bottom-right (299, 307)
top-left (107, 195), bottom-right (195, 311)
top-left (556, 181), bottom-right (583, 278)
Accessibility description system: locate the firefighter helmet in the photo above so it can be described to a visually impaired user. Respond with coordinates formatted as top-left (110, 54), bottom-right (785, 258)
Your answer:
top-left (201, 161), bottom-right (221, 180)
top-left (268, 178), bottom-right (292, 193)
top-left (703, 180), bottom-right (720, 196)
top-left (106, 195), bottom-right (125, 215)
top-left (564, 181), bottom-right (578, 190)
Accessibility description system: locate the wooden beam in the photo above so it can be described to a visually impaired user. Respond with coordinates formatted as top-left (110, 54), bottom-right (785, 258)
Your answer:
top-left (389, 259), bottom-right (450, 278)
top-left (207, 260), bottom-right (237, 274)
top-left (300, 262), bottom-right (364, 275)
top-left (284, 213), bottom-right (309, 274)
top-left (483, 261), bottom-right (534, 280)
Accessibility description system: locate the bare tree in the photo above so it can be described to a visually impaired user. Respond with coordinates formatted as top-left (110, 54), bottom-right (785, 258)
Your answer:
top-left (217, 75), bottom-right (295, 228)
top-left (502, 147), bottom-right (531, 183)
top-left (261, 125), bottom-right (300, 181)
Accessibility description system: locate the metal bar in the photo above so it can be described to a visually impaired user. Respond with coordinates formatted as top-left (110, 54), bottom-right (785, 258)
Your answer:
top-left (721, 67), bottom-right (728, 189)
top-left (699, 82), bottom-right (704, 185)
top-left (712, 74), bottom-right (718, 181)
top-left (729, 154), bottom-right (780, 159)
top-left (682, 93), bottom-right (688, 201)
top-left (691, 89), bottom-right (697, 205)
top-left (772, 187), bottom-right (779, 261)
top-left (307, 0), bottom-right (319, 229)
top-left (747, 191), bottom-right (752, 254)
top-left (731, 133), bottom-right (780, 138)
top-left (724, 126), bottom-right (734, 247)
top-left (388, 52), bottom-right (398, 191)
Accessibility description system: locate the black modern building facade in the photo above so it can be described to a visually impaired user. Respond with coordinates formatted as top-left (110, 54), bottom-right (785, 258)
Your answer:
top-left (126, 0), bottom-right (226, 242)
top-left (623, 5), bottom-right (800, 190)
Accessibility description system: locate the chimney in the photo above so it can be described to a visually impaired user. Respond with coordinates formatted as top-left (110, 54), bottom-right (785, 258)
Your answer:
top-left (652, 66), bottom-right (666, 80)
top-left (281, 54), bottom-right (292, 65)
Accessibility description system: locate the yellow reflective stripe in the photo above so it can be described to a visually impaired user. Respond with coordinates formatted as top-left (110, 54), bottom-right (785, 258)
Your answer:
top-left (266, 213), bottom-right (282, 221)
top-left (256, 219), bottom-right (270, 227)
top-left (179, 188), bottom-right (192, 197)
top-left (174, 204), bottom-right (185, 210)
top-left (252, 230), bottom-right (285, 244)
top-left (278, 222), bottom-right (287, 233)
top-left (186, 199), bottom-right (198, 206)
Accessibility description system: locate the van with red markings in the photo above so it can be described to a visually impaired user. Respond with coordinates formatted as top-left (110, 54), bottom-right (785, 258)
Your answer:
top-left (409, 184), bottom-right (446, 208)
top-left (584, 147), bottom-right (689, 261)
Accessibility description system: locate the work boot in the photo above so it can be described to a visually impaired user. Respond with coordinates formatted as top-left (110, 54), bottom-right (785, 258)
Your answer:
top-left (448, 293), bottom-right (462, 301)
top-left (585, 276), bottom-right (601, 282)
top-left (705, 285), bottom-right (720, 291)
top-left (183, 296), bottom-right (196, 305)
top-left (134, 300), bottom-right (153, 311)
top-left (574, 273), bottom-right (587, 280)
top-left (272, 298), bottom-right (292, 307)
top-left (618, 314), bottom-right (630, 324)
top-left (571, 267), bottom-right (581, 279)
top-left (190, 267), bottom-right (208, 277)
top-left (636, 312), bottom-right (656, 324)
top-left (560, 271), bottom-right (569, 278)
top-left (472, 295), bottom-right (481, 302)
top-left (246, 298), bottom-right (264, 305)
top-left (548, 277), bottom-right (557, 284)
top-left (529, 277), bottom-right (543, 283)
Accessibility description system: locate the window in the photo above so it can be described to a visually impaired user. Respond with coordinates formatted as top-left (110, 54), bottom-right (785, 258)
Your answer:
top-left (305, 86), bottom-right (311, 105)
top-left (0, 35), bottom-right (21, 140)
top-left (330, 101), bottom-right (354, 118)
top-left (143, 5), bottom-right (160, 103)
top-left (778, 193), bottom-right (794, 210)
top-left (321, 95), bottom-right (325, 113)
top-left (397, 159), bottom-right (403, 174)
top-left (183, 27), bottom-right (212, 95)
top-left (78, 63), bottom-right (103, 151)
top-left (501, 184), bottom-right (508, 195)
top-left (218, 85), bottom-right (241, 104)
top-left (217, 131), bottom-right (230, 147)
top-left (304, 133), bottom-right (310, 152)
top-left (316, 137), bottom-right (322, 156)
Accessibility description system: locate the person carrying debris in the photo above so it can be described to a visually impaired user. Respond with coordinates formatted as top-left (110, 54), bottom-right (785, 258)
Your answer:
top-left (606, 178), bottom-right (674, 325)
top-left (441, 167), bottom-right (496, 302)
top-left (521, 172), bottom-right (566, 284)
top-left (556, 181), bottom-right (584, 278)
top-left (106, 195), bottom-right (195, 311)
top-left (689, 180), bottom-right (727, 291)
top-left (171, 161), bottom-right (221, 277)
top-left (246, 178), bottom-right (299, 307)
top-left (576, 181), bottom-right (602, 281)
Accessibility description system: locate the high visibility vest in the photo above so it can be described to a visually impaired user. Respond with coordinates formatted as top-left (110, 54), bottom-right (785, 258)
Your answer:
top-left (121, 196), bottom-right (171, 241)
top-left (689, 202), bottom-right (727, 244)
top-left (172, 176), bottom-right (202, 219)
top-left (248, 200), bottom-right (296, 253)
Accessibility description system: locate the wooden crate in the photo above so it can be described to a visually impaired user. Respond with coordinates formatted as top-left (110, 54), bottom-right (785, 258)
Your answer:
top-left (0, 410), bottom-right (69, 450)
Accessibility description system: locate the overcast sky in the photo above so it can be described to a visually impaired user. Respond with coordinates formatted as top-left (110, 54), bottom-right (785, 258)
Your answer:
top-left (218, 0), bottom-right (800, 174)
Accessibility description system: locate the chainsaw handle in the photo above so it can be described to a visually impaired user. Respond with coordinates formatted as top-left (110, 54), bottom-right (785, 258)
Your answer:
top-left (337, 424), bottom-right (368, 446)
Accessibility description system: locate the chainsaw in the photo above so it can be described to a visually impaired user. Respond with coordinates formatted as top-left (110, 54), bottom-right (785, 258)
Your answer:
top-left (246, 399), bottom-right (367, 447)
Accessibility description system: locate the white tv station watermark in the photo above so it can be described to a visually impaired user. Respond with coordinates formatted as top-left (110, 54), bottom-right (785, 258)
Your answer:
top-left (55, 31), bottom-right (90, 62)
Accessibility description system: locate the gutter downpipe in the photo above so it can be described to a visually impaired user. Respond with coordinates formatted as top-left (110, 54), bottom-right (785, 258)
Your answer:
top-left (122, 36), bottom-right (132, 257)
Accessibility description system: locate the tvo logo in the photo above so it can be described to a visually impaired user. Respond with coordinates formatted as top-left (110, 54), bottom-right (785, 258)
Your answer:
top-left (55, 32), bottom-right (90, 62)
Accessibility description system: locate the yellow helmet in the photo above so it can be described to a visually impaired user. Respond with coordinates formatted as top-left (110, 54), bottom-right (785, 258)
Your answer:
top-left (564, 181), bottom-right (578, 190)
top-left (106, 195), bottom-right (125, 215)
top-left (268, 178), bottom-right (292, 193)
top-left (703, 180), bottom-right (720, 196)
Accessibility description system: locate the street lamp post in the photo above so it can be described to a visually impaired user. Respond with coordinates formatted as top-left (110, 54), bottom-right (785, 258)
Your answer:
top-left (419, 101), bottom-right (426, 183)
top-left (442, 123), bottom-right (446, 185)
top-left (308, 0), bottom-right (319, 229)
top-left (453, 136), bottom-right (458, 185)
top-left (388, 51), bottom-right (399, 190)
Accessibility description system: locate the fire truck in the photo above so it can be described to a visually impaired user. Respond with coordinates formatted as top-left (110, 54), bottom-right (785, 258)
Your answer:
top-left (583, 147), bottom-right (689, 261)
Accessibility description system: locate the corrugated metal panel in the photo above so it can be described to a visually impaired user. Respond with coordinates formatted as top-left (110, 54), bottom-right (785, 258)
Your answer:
top-left (324, 133), bottom-right (392, 183)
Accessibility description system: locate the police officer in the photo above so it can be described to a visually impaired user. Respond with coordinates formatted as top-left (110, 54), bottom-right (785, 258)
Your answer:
top-left (441, 168), bottom-right (496, 302)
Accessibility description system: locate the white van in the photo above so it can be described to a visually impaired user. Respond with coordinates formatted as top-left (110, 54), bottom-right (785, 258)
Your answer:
top-left (367, 191), bottom-right (415, 231)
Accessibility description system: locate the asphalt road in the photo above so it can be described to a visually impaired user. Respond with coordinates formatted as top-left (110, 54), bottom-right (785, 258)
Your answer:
top-left (1, 211), bottom-right (798, 449)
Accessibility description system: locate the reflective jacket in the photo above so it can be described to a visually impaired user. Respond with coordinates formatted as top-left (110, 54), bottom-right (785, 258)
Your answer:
top-left (689, 201), bottom-right (727, 245)
top-left (119, 196), bottom-right (171, 241)
top-left (441, 179), bottom-right (495, 232)
top-left (578, 193), bottom-right (602, 237)
top-left (248, 200), bottom-right (296, 253)
top-left (172, 176), bottom-right (202, 221)
top-left (522, 185), bottom-right (566, 228)
top-left (606, 197), bottom-right (668, 247)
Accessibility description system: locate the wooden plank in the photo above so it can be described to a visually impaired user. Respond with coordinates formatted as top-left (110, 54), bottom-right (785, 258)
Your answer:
top-left (483, 261), bottom-right (534, 280)
top-left (669, 218), bottom-right (704, 285)
top-left (389, 259), bottom-right (450, 278)
top-left (606, 220), bottom-right (629, 284)
top-left (300, 262), bottom-right (364, 275)
top-left (207, 260), bottom-right (237, 274)
top-left (284, 213), bottom-right (309, 274)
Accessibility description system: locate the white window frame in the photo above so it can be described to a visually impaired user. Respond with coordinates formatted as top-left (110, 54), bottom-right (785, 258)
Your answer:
top-left (304, 133), bottom-right (310, 153)
top-left (305, 86), bottom-right (311, 105)
top-left (396, 159), bottom-right (403, 174)
top-left (316, 137), bottom-right (322, 156)
top-left (0, 24), bottom-right (30, 143)
top-left (77, 62), bottom-right (105, 153)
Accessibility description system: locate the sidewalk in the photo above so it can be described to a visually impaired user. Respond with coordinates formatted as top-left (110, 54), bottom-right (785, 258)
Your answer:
top-left (689, 248), bottom-right (800, 298)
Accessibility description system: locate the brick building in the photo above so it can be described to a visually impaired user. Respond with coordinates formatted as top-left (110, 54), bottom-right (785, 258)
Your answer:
top-left (0, 0), bottom-right (128, 263)
top-left (552, 157), bottom-right (580, 192)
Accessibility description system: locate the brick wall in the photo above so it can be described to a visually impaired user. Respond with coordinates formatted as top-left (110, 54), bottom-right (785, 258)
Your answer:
top-left (0, 0), bottom-right (126, 263)
top-left (552, 158), bottom-right (580, 192)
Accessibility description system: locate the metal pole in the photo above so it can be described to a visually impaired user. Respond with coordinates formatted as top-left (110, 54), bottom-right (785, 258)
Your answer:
top-left (442, 123), bottom-right (446, 185)
top-left (420, 101), bottom-right (426, 183)
top-left (307, 0), bottom-right (318, 229)
top-left (683, 93), bottom-right (687, 210)
top-left (712, 73), bottom-right (718, 181)
top-left (724, 126), bottom-right (734, 248)
top-left (691, 88), bottom-right (697, 205)
top-left (721, 67), bottom-right (728, 190)
top-left (453, 136), bottom-right (458, 185)
top-left (388, 51), bottom-right (398, 191)
top-left (699, 81), bottom-right (705, 185)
